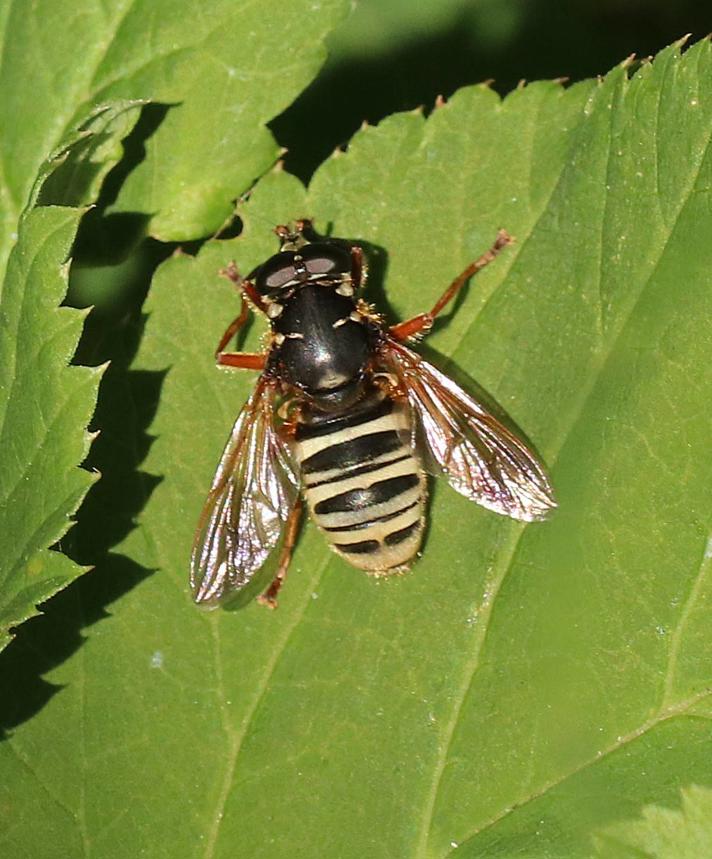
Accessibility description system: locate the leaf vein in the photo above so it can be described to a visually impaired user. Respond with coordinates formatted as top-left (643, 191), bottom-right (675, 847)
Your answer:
top-left (447, 687), bottom-right (712, 856)
top-left (661, 532), bottom-right (712, 707)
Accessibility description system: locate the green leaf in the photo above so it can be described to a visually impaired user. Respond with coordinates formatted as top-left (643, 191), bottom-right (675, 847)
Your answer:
top-left (595, 785), bottom-right (712, 858)
top-left (0, 101), bottom-right (143, 652)
top-left (30, 100), bottom-right (148, 210)
top-left (102, 0), bottom-right (348, 240)
top-left (5, 38), bottom-right (712, 858)
top-left (0, 0), bottom-right (348, 252)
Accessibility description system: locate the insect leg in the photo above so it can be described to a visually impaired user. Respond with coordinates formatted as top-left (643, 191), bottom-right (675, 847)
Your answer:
top-left (215, 296), bottom-right (251, 356)
top-left (220, 261), bottom-right (268, 314)
top-left (257, 496), bottom-right (304, 609)
top-left (217, 352), bottom-right (266, 370)
top-left (215, 295), bottom-right (266, 370)
top-left (350, 245), bottom-right (367, 291)
top-left (389, 229), bottom-right (513, 341)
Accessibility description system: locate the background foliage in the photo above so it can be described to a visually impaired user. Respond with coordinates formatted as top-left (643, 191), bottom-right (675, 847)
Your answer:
top-left (1, 1), bottom-right (711, 857)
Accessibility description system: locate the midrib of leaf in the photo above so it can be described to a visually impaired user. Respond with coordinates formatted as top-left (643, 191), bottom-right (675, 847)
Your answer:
top-left (415, 66), bottom-right (712, 859)
top-left (449, 688), bottom-right (712, 856)
top-left (411, 87), bottom-right (585, 859)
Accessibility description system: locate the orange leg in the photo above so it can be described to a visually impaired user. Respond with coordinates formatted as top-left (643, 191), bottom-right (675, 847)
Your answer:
top-left (214, 297), bottom-right (266, 370)
top-left (215, 296), bottom-right (251, 356)
top-left (214, 273), bottom-right (269, 370)
top-left (389, 229), bottom-right (513, 341)
top-left (220, 261), bottom-right (268, 314)
top-left (217, 352), bottom-right (266, 370)
top-left (351, 244), bottom-right (367, 291)
top-left (257, 497), bottom-right (304, 609)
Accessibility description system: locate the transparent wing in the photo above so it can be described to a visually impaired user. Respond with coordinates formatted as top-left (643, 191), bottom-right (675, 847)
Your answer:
top-left (190, 378), bottom-right (300, 605)
top-left (383, 339), bottom-right (556, 522)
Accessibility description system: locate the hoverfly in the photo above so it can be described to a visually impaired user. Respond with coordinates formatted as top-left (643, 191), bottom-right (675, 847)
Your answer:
top-left (191, 220), bottom-right (555, 608)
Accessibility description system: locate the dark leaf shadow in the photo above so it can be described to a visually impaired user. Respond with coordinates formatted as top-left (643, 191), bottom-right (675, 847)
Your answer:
top-left (0, 105), bottom-right (177, 736)
top-left (273, 0), bottom-right (709, 181)
top-left (0, 556), bottom-right (149, 734)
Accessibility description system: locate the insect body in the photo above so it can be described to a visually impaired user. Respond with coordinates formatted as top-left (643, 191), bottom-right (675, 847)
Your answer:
top-left (296, 388), bottom-right (425, 572)
top-left (191, 221), bottom-right (556, 608)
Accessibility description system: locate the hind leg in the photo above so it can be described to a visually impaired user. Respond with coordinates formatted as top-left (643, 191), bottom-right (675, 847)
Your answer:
top-left (257, 497), bottom-right (304, 609)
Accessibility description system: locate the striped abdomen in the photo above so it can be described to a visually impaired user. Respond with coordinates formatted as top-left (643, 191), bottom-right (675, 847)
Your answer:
top-left (295, 392), bottom-right (425, 573)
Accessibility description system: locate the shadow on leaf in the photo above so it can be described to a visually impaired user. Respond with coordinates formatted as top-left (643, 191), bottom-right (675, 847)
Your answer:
top-left (0, 105), bottom-right (178, 734)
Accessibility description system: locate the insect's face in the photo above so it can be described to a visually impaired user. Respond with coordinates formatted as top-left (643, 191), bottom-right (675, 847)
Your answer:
top-left (253, 237), bottom-right (353, 301)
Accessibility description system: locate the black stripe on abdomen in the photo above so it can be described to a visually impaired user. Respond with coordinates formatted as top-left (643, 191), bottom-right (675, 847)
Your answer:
top-left (295, 395), bottom-right (393, 440)
top-left (384, 520), bottom-right (420, 546)
top-left (323, 499), bottom-right (420, 532)
top-left (307, 453), bottom-right (411, 490)
top-left (302, 430), bottom-right (402, 474)
top-left (314, 473), bottom-right (419, 515)
top-left (334, 539), bottom-right (380, 555)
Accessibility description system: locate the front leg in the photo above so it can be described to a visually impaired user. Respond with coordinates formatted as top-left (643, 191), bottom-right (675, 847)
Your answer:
top-left (220, 261), bottom-right (269, 315)
top-left (389, 229), bottom-right (513, 341)
top-left (214, 298), bottom-right (266, 369)
top-left (217, 352), bottom-right (266, 370)
top-left (215, 296), bottom-right (251, 356)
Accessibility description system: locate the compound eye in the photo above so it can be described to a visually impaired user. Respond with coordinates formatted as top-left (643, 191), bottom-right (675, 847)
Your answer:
top-left (305, 255), bottom-right (336, 274)
top-left (266, 265), bottom-right (296, 288)
top-left (258, 252), bottom-right (296, 292)
top-left (302, 244), bottom-right (351, 275)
